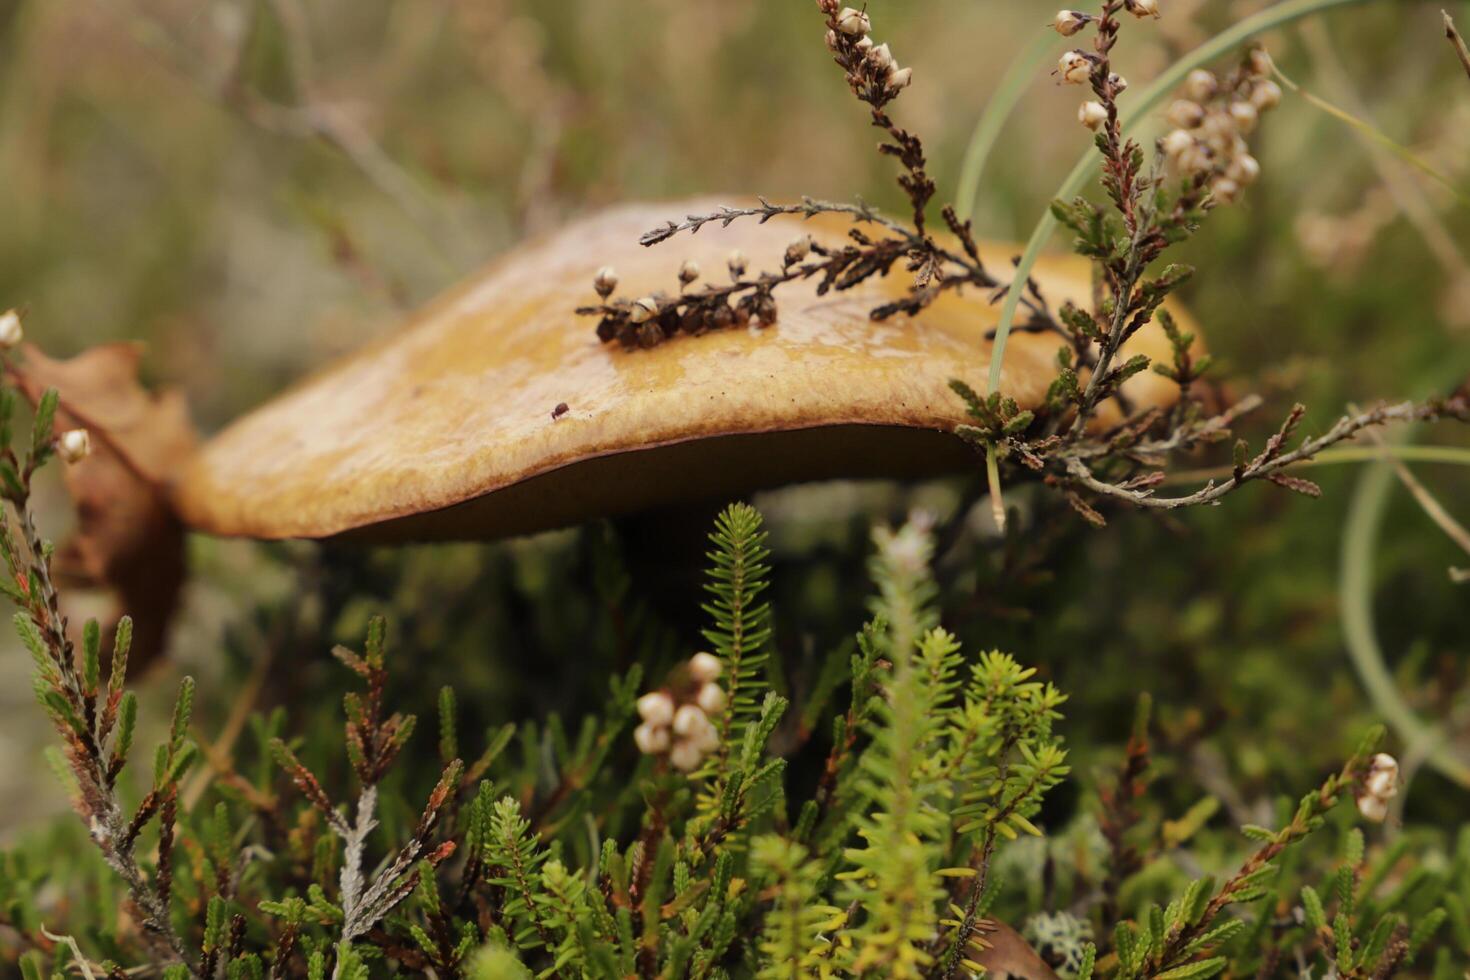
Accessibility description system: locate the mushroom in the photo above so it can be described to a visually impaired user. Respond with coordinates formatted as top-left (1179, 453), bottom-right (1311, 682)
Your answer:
top-left (173, 198), bottom-right (1203, 543)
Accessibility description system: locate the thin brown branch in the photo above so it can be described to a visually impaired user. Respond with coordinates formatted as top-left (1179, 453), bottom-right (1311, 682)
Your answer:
top-left (1445, 11), bottom-right (1470, 83)
top-left (1065, 397), bottom-right (1467, 511)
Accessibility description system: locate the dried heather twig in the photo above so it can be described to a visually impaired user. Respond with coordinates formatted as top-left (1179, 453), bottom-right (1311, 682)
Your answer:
top-left (1445, 10), bottom-right (1470, 83)
top-left (579, 4), bottom-right (1062, 349)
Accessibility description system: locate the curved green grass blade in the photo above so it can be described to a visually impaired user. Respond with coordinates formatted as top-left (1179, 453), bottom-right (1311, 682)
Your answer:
top-left (954, 31), bottom-right (1057, 224)
top-left (1340, 437), bottom-right (1470, 786)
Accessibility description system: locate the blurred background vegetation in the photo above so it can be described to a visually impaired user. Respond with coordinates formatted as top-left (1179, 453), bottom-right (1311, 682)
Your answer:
top-left (0, 0), bottom-right (1466, 899)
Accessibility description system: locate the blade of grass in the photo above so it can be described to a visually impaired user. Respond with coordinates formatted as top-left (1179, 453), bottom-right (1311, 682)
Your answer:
top-left (1361, 429), bottom-right (1470, 558)
top-left (1341, 430), bottom-right (1470, 786)
top-left (954, 31), bottom-right (1057, 224)
top-left (1273, 62), bottom-right (1470, 209)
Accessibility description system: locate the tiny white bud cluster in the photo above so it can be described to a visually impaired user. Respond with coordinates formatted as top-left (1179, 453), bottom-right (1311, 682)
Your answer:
top-left (633, 654), bottom-right (727, 773)
top-left (1357, 752), bottom-right (1399, 822)
top-left (58, 428), bottom-right (92, 464)
top-left (678, 259), bottom-right (701, 287)
top-left (1158, 49), bottom-right (1280, 204)
top-left (727, 250), bottom-right (748, 281)
top-left (0, 309), bottom-right (22, 349)
top-left (828, 7), bottom-right (914, 98)
top-left (1124, 0), bottom-right (1160, 18)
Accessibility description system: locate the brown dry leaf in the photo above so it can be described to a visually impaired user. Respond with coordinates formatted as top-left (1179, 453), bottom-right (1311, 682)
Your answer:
top-left (11, 342), bottom-right (197, 670)
top-left (972, 919), bottom-right (1062, 980)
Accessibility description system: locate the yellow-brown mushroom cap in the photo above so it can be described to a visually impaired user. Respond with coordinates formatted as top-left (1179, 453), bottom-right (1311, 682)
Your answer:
top-left (173, 198), bottom-right (1204, 542)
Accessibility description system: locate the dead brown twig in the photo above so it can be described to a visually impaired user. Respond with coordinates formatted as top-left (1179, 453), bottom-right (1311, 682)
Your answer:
top-left (1444, 11), bottom-right (1470, 83)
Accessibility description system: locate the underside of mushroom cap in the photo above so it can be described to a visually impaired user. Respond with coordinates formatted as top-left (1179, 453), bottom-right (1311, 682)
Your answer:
top-left (173, 198), bottom-right (1204, 542)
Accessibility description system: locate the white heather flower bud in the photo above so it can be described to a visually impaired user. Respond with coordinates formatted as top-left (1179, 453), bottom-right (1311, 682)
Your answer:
top-left (1109, 73), bottom-right (1128, 93)
top-left (727, 250), bottom-right (748, 279)
top-left (678, 259), bottom-right (701, 286)
top-left (1058, 50), bottom-right (1091, 85)
top-left (689, 651), bottom-right (723, 682)
top-left (0, 310), bottom-right (21, 349)
top-left (785, 234), bottom-right (813, 265)
top-left (1357, 793), bottom-right (1389, 822)
top-left (1366, 753), bottom-right (1400, 796)
top-left (695, 682), bottom-right (727, 715)
top-left (693, 722), bottom-right (721, 752)
top-left (1161, 128), bottom-right (1196, 158)
top-left (835, 6), bottom-right (870, 35)
top-left (1227, 153), bottom-right (1260, 186)
top-left (1177, 145), bottom-right (1211, 176)
top-left (1053, 9), bottom-right (1090, 36)
top-left (1166, 99), bottom-right (1205, 130)
top-left (1185, 68), bottom-right (1218, 102)
top-left (1078, 100), bottom-right (1108, 130)
top-left (825, 29), bottom-right (839, 51)
top-left (593, 266), bottom-right (618, 299)
top-left (673, 704), bottom-right (710, 739)
top-left (1251, 79), bottom-right (1282, 111)
top-left (1125, 0), bottom-right (1160, 18)
top-left (1229, 100), bottom-right (1258, 133)
top-left (1200, 110), bottom-right (1236, 141)
top-left (669, 739), bottom-right (704, 772)
top-left (867, 42), bottom-right (894, 71)
top-left (629, 296), bottom-right (659, 324)
top-left (1247, 47), bottom-right (1274, 78)
top-left (854, 35), bottom-right (874, 54)
top-left (886, 66), bottom-right (913, 92)
top-left (633, 722), bottom-right (670, 755)
top-left (1210, 177), bottom-right (1241, 204)
top-left (637, 691), bottom-right (675, 726)
top-left (57, 428), bottom-right (92, 464)
top-left (1365, 769), bottom-right (1397, 800)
